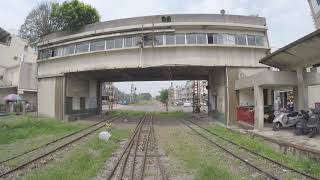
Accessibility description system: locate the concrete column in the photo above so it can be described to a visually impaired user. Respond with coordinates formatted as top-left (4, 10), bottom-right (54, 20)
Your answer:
top-left (254, 85), bottom-right (264, 130)
top-left (293, 87), bottom-right (299, 111)
top-left (96, 81), bottom-right (102, 115)
top-left (296, 67), bottom-right (308, 110)
top-left (267, 89), bottom-right (272, 105)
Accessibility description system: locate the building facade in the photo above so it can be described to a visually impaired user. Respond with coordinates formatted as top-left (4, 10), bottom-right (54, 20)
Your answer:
top-left (0, 27), bottom-right (37, 109)
top-left (308, 0), bottom-right (320, 29)
top-left (36, 14), bottom-right (270, 122)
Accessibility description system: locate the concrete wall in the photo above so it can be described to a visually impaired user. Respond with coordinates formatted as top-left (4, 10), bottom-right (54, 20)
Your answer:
top-left (308, 85), bottom-right (320, 108)
top-left (41, 14), bottom-right (267, 42)
top-left (19, 62), bottom-right (37, 90)
top-left (239, 88), bottom-right (254, 106)
top-left (0, 35), bottom-right (36, 67)
top-left (38, 77), bottom-right (64, 119)
top-left (38, 47), bottom-right (268, 78)
top-left (208, 67), bottom-right (226, 123)
top-left (66, 75), bottom-right (97, 112)
top-left (38, 77), bottom-right (57, 117)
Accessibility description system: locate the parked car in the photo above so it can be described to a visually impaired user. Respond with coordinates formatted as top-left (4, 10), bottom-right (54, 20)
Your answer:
top-left (183, 102), bottom-right (192, 107)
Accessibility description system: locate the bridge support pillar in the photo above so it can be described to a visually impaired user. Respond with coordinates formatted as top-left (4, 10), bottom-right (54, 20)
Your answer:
top-left (38, 76), bottom-right (65, 120)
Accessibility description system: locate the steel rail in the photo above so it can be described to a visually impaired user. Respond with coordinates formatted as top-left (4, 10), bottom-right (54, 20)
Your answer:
top-left (138, 115), bottom-right (152, 180)
top-left (151, 116), bottom-right (168, 180)
top-left (106, 114), bottom-right (146, 180)
top-left (129, 116), bottom-right (144, 179)
top-left (0, 116), bottom-right (122, 178)
top-left (179, 119), bottom-right (279, 180)
top-left (186, 117), bottom-right (320, 180)
top-left (0, 115), bottom-right (121, 165)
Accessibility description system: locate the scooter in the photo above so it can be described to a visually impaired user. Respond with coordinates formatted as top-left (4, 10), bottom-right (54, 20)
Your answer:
top-left (272, 111), bottom-right (301, 131)
top-left (295, 110), bottom-right (309, 136)
top-left (307, 109), bottom-right (320, 138)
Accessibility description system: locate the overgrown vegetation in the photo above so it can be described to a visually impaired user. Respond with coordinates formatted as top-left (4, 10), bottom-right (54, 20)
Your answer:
top-left (51, 0), bottom-right (100, 30)
top-left (21, 128), bottom-right (130, 180)
top-left (19, 0), bottom-right (100, 43)
top-left (0, 115), bottom-right (87, 161)
top-left (162, 127), bottom-right (249, 180)
top-left (207, 124), bottom-right (320, 177)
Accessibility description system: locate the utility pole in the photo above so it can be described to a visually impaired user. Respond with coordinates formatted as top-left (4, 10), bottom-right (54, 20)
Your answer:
top-left (106, 82), bottom-right (114, 110)
top-left (193, 80), bottom-right (201, 113)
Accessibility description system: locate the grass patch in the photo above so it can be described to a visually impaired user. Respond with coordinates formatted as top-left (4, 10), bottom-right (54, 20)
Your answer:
top-left (153, 111), bottom-right (185, 118)
top-left (162, 128), bottom-right (249, 180)
top-left (106, 110), bottom-right (146, 118)
top-left (21, 127), bottom-right (130, 180)
top-left (0, 115), bottom-right (87, 161)
top-left (106, 110), bottom-right (185, 119)
top-left (208, 124), bottom-right (320, 177)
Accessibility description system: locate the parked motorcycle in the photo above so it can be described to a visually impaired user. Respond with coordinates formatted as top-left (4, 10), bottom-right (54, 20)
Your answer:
top-left (272, 111), bottom-right (301, 131)
top-left (295, 110), bottom-right (309, 136)
top-left (307, 109), bottom-right (320, 138)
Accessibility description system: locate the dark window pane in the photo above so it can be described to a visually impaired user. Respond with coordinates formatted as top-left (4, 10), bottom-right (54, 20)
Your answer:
top-left (90, 40), bottom-right (105, 51)
top-left (106, 39), bottom-right (114, 49)
top-left (54, 47), bottom-right (63, 56)
top-left (186, 33), bottom-right (196, 44)
top-left (217, 34), bottom-right (228, 44)
top-left (176, 34), bottom-right (185, 44)
top-left (76, 42), bottom-right (89, 53)
top-left (236, 34), bottom-right (247, 45)
top-left (228, 34), bottom-right (236, 45)
top-left (132, 36), bottom-right (141, 47)
top-left (114, 38), bottom-right (123, 48)
top-left (197, 34), bottom-right (207, 44)
top-left (64, 45), bottom-right (75, 55)
top-left (207, 33), bottom-right (218, 44)
top-left (165, 34), bottom-right (175, 45)
top-left (143, 34), bottom-right (153, 46)
top-left (154, 34), bottom-right (163, 45)
top-left (255, 36), bottom-right (265, 46)
top-left (247, 35), bottom-right (256, 46)
top-left (125, 37), bottom-right (132, 47)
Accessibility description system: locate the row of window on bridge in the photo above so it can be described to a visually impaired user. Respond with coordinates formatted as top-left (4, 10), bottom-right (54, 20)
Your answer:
top-left (39, 33), bottom-right (266, 59)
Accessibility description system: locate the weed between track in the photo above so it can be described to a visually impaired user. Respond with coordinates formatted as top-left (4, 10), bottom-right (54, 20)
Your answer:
top-left (207, 124), bottom-right (320, 177)
top-left (20, 128), bottom-right (130, 180)
top-left (0, 115), bottom-right (87, 162)
top-left (106, 110), bottom-right (185, 118)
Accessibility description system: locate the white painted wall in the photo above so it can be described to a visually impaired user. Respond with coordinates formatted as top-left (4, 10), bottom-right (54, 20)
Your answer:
top-left (38, 78), bottom-right (56, 117)
top-left (308, 85), bottom-right (320, 108)
top-left (0, 35), bottom-right (36, 67)
top-left (38, 46), bottom-right (268, 77)
top-left (239, 88), bottom-right (254, 106)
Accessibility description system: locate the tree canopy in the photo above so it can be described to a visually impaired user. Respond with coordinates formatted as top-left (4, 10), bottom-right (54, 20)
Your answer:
top-left (158, 89), bottom-right (169, 104)
top-left (19, 1), bottom-right (62, 43)
top-left (19, 0), bottom-right (100, 43)
top-left (51, 0), bottom-right (100, 30)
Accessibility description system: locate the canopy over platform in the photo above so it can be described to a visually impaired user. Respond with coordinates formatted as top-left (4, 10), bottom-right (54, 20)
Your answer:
top-left (260, 29), bottom-right (320, 70)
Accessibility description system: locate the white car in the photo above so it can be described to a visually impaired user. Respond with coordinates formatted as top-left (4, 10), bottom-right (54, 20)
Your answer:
top-left (183, 102), bottom-right (192, 107)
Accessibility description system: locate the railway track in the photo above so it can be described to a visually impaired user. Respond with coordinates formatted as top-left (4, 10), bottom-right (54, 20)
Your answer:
top-left (106, 114), bottom-right (167, 180)
top-left (0, 115), bottom-right (123, 179)
top-left (180, 117), bottom-right (320, 180)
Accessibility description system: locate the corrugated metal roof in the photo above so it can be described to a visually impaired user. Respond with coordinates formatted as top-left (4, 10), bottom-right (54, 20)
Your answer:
top-left (259, 29), bottom-right (320, 70)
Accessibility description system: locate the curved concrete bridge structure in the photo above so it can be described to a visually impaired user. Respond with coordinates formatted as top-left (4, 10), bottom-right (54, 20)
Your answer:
top-left (37, 14), bottom-right (270, 123)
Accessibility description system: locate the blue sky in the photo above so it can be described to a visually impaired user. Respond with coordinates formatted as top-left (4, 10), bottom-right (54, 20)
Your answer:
top-left (0, 0), bottom-right (316, 96)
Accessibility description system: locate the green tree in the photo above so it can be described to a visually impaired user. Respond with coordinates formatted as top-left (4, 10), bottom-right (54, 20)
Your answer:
top-left (158, 89), bottom-right (169, 111)
top-left (51, 0), bottom-right (100, 30)
top-left (19, 1), bottom-right (62, 43)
